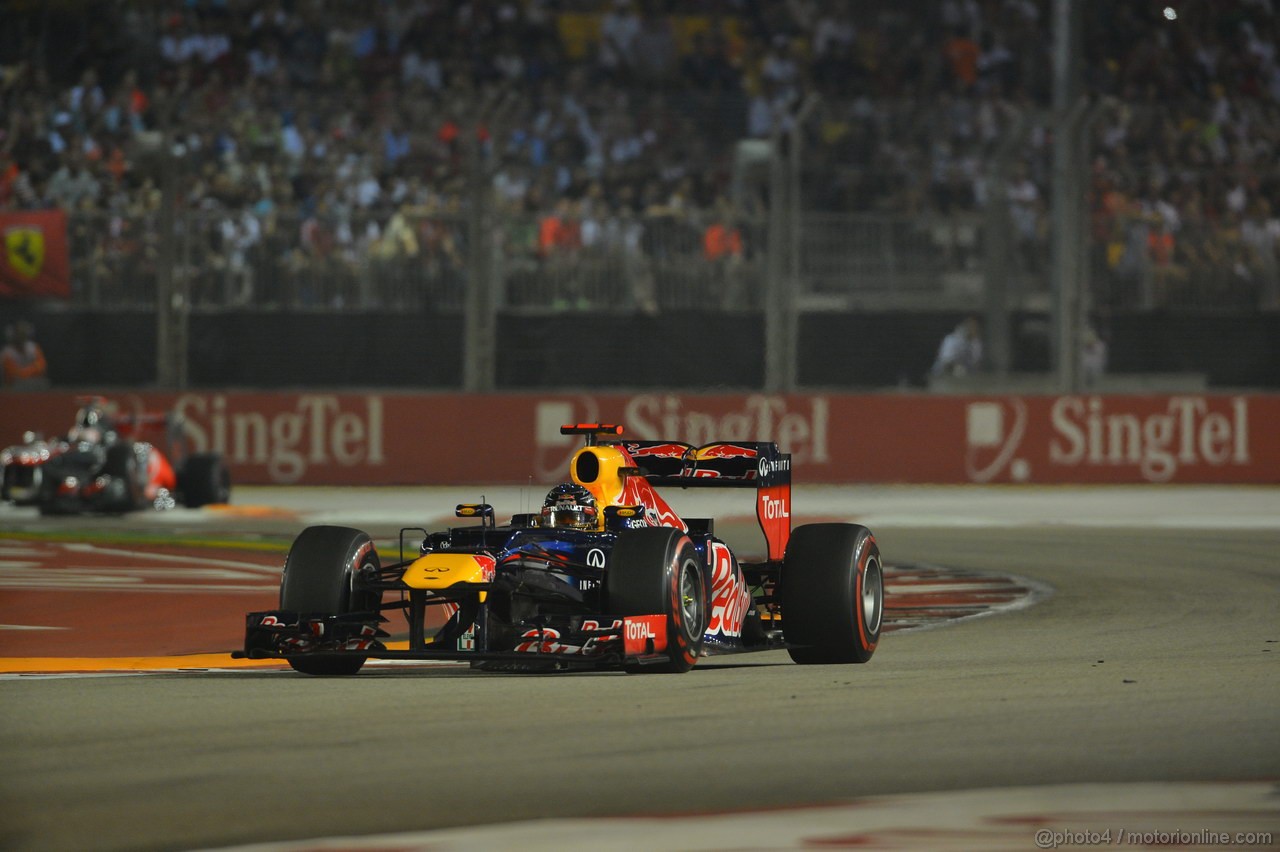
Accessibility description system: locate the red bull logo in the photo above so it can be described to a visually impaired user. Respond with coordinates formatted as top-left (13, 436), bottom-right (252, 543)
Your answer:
top-left (696, 443), bottom-right (758, 460)
top-left (623, 395), bottom-right (830, 464)
top-left (626, 442), bottom-right (692, 458)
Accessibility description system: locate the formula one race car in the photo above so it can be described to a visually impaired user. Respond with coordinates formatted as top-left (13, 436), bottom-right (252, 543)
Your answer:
top-left (235, 424), bottom-right (882, 675)
top-left (1, 396), bottom-right (231, 515)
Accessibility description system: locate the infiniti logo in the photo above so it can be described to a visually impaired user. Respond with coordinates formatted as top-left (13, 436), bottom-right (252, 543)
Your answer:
top-left (757, 456), bottom-right (791, 479)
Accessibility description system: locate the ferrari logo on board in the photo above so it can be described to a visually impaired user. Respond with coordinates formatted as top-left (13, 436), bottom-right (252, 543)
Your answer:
top-left (5, 227), bottom-right (45, 279)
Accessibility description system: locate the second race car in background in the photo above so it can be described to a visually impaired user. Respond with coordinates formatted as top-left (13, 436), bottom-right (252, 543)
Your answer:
top-left (1, 396), bottom-right (231, 514)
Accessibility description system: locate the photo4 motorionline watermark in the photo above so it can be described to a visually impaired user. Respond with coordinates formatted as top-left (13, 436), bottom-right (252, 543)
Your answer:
top-left (1035, 828), bottom-right (1273, 849)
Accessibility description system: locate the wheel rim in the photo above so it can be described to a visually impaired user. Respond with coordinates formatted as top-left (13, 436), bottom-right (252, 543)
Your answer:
top-left (861, 556), bottom-right (883, 636)
top-left (678, 558), bottom-right (701, 631)
top-left (349, 554), bottom-right (377, 612)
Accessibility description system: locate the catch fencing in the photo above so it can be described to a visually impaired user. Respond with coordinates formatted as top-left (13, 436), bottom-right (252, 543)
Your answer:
top-left (66, 207), bottom-right (995, 316)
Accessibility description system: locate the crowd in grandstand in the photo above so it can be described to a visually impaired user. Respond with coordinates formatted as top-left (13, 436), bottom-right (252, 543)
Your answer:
top-left (1, 0), bottom-right (1278, 310)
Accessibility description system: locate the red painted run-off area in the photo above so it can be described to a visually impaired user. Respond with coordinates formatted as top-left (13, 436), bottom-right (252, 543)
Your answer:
top-left (0, 538), bottom-right (1036, 666)
top-left (0, 539), bottom-right (281, 658)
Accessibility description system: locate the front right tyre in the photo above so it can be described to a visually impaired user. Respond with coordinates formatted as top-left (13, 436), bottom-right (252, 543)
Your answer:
top-left (180, 453), bottom-right (231, 507)
top-left (280, 525), bottom-right (382, 676)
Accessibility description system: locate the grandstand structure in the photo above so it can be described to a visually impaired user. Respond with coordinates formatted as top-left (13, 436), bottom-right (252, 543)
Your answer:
top-left (1, 1), bottom-right (1278, 389)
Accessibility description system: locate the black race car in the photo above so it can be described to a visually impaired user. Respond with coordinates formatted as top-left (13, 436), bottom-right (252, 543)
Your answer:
top-left (235, 424), bottom-right (882, 674)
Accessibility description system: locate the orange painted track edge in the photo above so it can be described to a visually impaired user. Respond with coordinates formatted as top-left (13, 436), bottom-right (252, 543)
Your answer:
top-left (0, 640), bottom-right (422, 674)
top-left (0, 653), bottom-right (287, 673)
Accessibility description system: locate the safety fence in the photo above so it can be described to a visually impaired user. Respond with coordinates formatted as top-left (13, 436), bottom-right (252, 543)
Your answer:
top-left (64, 206), bottom-right (1274, 317)
top-left (62, 207), bottom-right (1015, 315)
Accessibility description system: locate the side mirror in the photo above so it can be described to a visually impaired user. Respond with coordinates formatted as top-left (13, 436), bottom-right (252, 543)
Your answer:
top-left (455, 503), bottom-right (495, 528)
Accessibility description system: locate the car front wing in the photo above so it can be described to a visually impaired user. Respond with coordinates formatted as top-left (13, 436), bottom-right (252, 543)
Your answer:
top-left (232, 609), bottom-right (673, 670)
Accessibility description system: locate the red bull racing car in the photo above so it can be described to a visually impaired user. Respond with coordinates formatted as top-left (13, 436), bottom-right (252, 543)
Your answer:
top-left (235, 424), bottom-right (882, 674)
top-left (1, 396), bottom-right (231, 515)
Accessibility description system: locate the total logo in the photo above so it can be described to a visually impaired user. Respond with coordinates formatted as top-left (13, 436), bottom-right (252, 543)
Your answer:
top-left (626, 620), bottom-right (657, 641)
top-left (621, 615), bottom-right (667, 654)
top-left (759, 494), bottom-right (790, 519)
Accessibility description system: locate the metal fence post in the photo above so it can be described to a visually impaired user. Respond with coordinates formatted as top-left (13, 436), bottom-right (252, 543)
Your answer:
top-left (984, 113), bottom-right (1031, 378)
top-left (1051, 0), bottom-right (1084, 393)
top-left (763, 127), bottom-right (788, 393)
top-left (155, 144), bottom-right (189, 389)
top-left (462, 124), bottom-right (495, 393)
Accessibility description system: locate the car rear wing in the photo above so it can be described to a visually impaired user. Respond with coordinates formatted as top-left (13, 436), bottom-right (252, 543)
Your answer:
top-left (621, 440), bottom-right (788, 485)
top-left (623, 439), bottom-right (793, 562)
top-left (560, 426), bottom-right (794, 562)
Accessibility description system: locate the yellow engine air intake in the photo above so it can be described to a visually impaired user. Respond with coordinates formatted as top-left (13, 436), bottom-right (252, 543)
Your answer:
top-left (401, 553), bottom-right (496, 599)
top-left (571, 444), bottom-right (633, 513)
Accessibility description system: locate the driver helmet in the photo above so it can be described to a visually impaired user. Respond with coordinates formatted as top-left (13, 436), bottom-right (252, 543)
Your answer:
top-left (541, 482), bottom-right (598, 530)
top-left (68, 402), bottom-right (108, 445)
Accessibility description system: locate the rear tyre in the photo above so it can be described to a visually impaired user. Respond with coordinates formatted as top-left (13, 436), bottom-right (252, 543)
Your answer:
top-left (180, 453), bottom-right (230, 507)
top-left (607, 527), bottom-right (706, 673)
top-left (780, 523), bottom-right (883, 664)
top-left (280, 525), bottom-right (382, 676)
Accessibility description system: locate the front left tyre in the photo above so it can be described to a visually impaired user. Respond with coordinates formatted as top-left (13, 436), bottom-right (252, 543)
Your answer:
top-left (280, 525), bottom-right (382, 676)
top-left (2, 462), bottom-right (43, 505)
top-left (779, 523), bottom-right (883, 664)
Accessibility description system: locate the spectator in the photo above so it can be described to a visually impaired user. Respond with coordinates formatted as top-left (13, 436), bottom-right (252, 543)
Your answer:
top-left (1007, 162), bottom-right (1043, 273)
top-left (632, 8), bottom-right (677, 85)
top-left (703, 197), bottom-right (747, 309)
top-left (45, 152), bottom-right (101, 209)
top-left (931, 315), bottom-right (984, 378)
top-left (811, 7), bottom-right (855, 60)
top-left (942, 25), bottom-right (980, 92)
top-left (1, 0), bottom-right (1277, 320)
top-left (1241, 199), bottom-right (1279, 308)
top-left (0, 150), bottom-right (23, 207)
top-left (598, 0), bottom-right (641, 82)
top-left (2, 321), bottom-right (50, 389)
top-left (1081, 325), bottom-right (1108, 386)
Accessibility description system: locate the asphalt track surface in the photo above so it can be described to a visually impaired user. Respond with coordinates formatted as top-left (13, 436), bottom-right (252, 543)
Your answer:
top-left (1, 485), bottom-right (1279, 851)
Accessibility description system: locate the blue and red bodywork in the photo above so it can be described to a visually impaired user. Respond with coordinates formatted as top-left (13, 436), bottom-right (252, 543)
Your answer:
top-left (237, 424), bottom-right (793, 671)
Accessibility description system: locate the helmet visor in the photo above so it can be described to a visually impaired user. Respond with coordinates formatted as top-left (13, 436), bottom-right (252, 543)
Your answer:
top-left (543, 508), bottom-right (591, 528)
